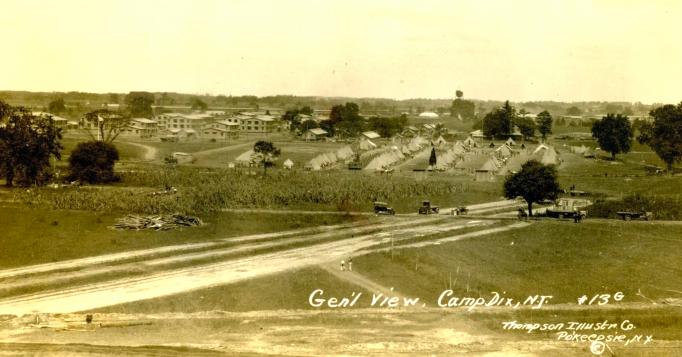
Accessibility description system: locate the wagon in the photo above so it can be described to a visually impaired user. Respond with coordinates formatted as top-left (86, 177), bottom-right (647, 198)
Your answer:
top-left (545, 208), bottom-right (586, 220)
top-left (616, 211), bottom-right (653, 221)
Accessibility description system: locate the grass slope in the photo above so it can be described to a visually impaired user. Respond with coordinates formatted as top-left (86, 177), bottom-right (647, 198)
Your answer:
top-left (0, 205), bottom-right (351, 268)
top-left (353, 220), bottom-right (682, 304)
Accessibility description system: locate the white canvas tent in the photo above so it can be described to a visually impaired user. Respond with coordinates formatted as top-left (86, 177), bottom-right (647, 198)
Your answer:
top-left (364, 149), bottom-right (405, 171)
top-left (495, 144), bottom-right (513, 158)
top-left (506, 137), bottom-right (516, 146)
top-left (463, 137), bottom-right (478, 147)
top-left (470, 130), bottom-right (485, 138)
top-left (533, 144), bottom-right (549, 155)
top-left (235, 150), bottom-right (256, 166)
top-left (453, 141), bottom-right (466, 153)
top-left (336, 146), bottom-right (355, 161)
top-left (283, 159), bottom-right (294, 169)
top-left (359, 138), bottom-right (377, 151)
top-left (540, 146), bottom-right (559, 165)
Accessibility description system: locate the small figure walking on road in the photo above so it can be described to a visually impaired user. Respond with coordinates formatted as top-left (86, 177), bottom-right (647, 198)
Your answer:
top-left (348, 257), bottom-right (353, 271)
top-left (340, 260), bottom-right (346, 271)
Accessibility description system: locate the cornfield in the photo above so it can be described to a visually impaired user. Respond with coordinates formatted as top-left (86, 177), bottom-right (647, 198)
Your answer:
top-left (14, 168), bottom-right (467, 215)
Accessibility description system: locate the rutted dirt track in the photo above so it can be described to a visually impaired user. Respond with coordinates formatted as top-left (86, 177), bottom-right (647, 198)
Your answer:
top-left (0, 214), bottom-right (527, 315)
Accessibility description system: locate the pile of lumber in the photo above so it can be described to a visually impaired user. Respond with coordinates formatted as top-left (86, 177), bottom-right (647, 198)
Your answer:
top-left (111, 214), bottom-right (203, 231)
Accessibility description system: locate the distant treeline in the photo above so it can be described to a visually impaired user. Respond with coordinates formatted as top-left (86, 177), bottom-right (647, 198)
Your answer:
top-left (0, 90), bottom-right (656, 119)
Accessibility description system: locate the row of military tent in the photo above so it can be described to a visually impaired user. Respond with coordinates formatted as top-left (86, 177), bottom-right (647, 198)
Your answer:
top-left (305, 145), bottom-right (355, 171)
top-left (362, 136), bottom-right (431, 171)
top-left (433, 141), bottom-right (468, 170)
top-left (466, 144), bottom-right (561, 181)
top-left (234, 149), bottom-right (296, 169)
top-left (364, 148), bottom-right (406, 171)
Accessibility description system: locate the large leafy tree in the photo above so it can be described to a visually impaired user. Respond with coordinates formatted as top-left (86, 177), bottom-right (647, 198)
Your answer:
top-left (324, 102), bottom-right (365, 137)
top-left (282, 106), bottom-right (315, 132)
top-left (537, 110), bottom-right (553, 140)
top-left (83, 109), bottom-right (130, 143)
top-left (67, 141), bottom-right (120, 183)
top-left (482, 100), bottom-right (515, 138)
top-left (48, 98), bottom-right (66, 114)
top-left (637, 102), bottom-right (682, 173)
top-left (450, 90), bottom-right (475, 121)
top-left (515, 116), bottom-right (536, 140)
top-left (190, 97), bottom-right (208, 111)
top-left (368, 115), bottom-right (407, 138)
top-left (0, 102), bottom-right (63, 186)
top-left (253, 140), bottom-right (281, 175)
top-left (504, 160), bottom-right (561, 216)
top-left (591, 114), bottom-right (633, 159)
top-left (565, 106), bottom-right (582, 116)
top-left (124, 91), bottom-right (155, 117)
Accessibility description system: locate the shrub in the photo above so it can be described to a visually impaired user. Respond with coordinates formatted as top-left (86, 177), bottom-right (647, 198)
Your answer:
top-left (68, 141), bottom-right (120, 183)
top-left (589, 194), bottom-right (682, 220)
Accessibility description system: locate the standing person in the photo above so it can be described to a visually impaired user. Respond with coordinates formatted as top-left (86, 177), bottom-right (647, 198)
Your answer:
top-left (340, 260), bottom-right (346, 271)
top-left (348, 257), bottom-right (353, 271)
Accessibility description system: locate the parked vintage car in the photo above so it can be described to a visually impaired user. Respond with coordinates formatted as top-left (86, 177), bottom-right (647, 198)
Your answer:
top-left (545, 198), bottom-right (589, 220)
top-left (373, 201), bottom-right (395, 215)
top-left (418, 200), bottom-right (440, 215)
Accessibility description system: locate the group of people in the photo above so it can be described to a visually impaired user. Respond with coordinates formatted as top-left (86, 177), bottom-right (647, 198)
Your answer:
top-left (340, 257), bottom-right (353, 271)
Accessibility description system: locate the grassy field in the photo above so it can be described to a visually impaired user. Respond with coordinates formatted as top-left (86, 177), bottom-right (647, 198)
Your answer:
top-left (353, 220), bottom-right (682, 304)
top-left (86, 219), bottom-right (682, 344)
top-left (556, 146), bottom-right (681, 198)
top-left (84, 220), bottom-right (682, 310)
top-left (59, 138), bottom-right (147, 162)
top-left (0, 205), bottom-right (352, 269)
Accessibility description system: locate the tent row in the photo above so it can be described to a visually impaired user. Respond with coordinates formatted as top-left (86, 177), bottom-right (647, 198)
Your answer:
top-left (305, 145), bottom-right (355, 171)
top-left (364, 148), bottom-right (406, 171)
top-left (433, 141), bottom-right (467, 170)
top-left (400, 136), bottom-right (430, 156)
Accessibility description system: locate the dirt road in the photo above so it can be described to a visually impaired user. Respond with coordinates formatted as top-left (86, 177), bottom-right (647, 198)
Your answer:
top-left (119, 141), bottom-right (158, 161)
top-left (0, 217), bottom-right (526, 315)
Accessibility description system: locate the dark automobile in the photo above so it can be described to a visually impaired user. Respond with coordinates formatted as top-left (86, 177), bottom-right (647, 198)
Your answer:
top-left (374, 201), bottom-right (395, 215)
top-left (418, 200), bottom-right (440, 215)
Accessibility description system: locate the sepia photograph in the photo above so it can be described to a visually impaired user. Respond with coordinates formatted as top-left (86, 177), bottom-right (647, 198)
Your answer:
top-left (0, 0), bottom-right (681, 355)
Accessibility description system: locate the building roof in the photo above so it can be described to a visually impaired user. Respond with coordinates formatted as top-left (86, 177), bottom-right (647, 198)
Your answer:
top-left (470, 129), bottom-right (485, 137)
top-left (255, 115), bottom-right (275, 122)
top-left (362, 131), bottom-right (381, 139)
top-left (308, 128), bottom-right (328, 135)
top-left (215, 120), bottom-right (240, 126)
top-left (184, 113), bottom-right (213, 120)
top-left (131, 118), bottom-right (157, 124)
top-left (418, 111), bottom-right (439, 118)
top-left (32, 111), bottom-right (68, 122)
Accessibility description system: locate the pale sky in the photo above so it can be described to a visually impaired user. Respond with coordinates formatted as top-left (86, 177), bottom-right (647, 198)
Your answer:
top-left (1, 0), bottom-right (681, 103)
